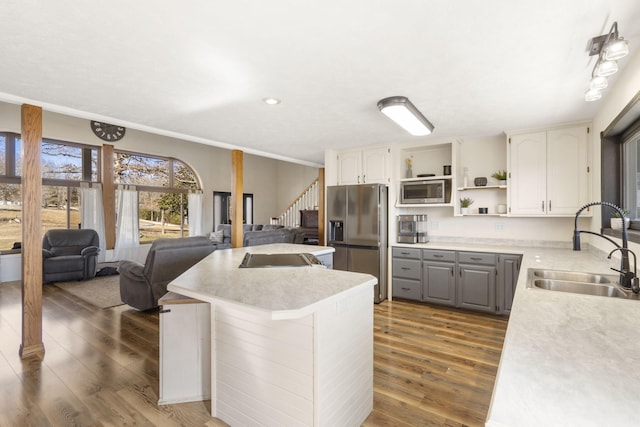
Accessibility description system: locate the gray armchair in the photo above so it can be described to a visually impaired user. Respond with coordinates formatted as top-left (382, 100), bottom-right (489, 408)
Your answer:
top-left (119, 236), bottom-right (215, 311)
top-left (42, 229), bottom-right (100, 283)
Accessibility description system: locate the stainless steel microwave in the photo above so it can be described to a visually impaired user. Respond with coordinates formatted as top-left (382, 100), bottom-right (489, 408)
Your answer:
top-left (400, 179), bottom-right (451, 204)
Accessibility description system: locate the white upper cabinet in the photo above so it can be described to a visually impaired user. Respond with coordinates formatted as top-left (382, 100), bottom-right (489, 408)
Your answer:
top-left (508, 124), bottom-right (590, 216)
top-left (338, 146), bottom-right (390, 185)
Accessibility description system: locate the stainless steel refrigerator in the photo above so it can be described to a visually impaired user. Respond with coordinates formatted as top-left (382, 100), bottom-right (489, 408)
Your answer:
top-left (327, 184), bottom-right (388, 303)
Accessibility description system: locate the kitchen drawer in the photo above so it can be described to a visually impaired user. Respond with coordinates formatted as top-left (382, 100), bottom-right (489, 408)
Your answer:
top-left (458, 251), bottom-right (496, 265)
top-left (422, 249), bottom-right (456, 263)
top-left (392, 247), bottom-right (421, 259)
top-left (392, 258), bottom-right (421, 280)
top-left (392, 278), bottom-right (421, 300)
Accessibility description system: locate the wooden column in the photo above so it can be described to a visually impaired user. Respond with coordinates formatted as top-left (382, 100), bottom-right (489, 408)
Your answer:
top-left (231, 150), bottom-right (243, 248)
top-left (101, 144), bottom-right (116, 249)
top-left (20, 104), bottom-right (45, 359)
top-left (318, 168), bottom-right (325, 246)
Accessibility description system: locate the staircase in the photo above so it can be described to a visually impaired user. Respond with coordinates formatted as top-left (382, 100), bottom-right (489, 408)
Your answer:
top-left (275, 178), bottom-right (319, 227)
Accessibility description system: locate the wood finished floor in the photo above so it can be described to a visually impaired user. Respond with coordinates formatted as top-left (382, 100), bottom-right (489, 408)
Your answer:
top-left (0, 281), bottom-right (507, 426)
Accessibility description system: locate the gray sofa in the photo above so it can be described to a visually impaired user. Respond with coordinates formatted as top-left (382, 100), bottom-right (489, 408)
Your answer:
top-left (119, 236), bottom-right (215, 311)
top-left (42, 229), bottom-right (100, 283)
top-left (211, 224), bottom-right (304, 248)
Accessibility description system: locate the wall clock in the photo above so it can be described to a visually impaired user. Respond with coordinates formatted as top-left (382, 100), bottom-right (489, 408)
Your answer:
top-left (90, 121), bottom-right (126, 142)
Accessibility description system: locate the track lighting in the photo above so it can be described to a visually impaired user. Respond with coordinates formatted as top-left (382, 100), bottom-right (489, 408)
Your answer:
top-left (585, 22), bottom-right (630, 102)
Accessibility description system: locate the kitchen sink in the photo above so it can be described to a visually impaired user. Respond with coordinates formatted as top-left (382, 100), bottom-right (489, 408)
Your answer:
top-left (531, 279), bottom-right (628, 298)
top-left (532, 269), bottom-right (613, 284)
top-left (527, 269), bottom-right (638, 300)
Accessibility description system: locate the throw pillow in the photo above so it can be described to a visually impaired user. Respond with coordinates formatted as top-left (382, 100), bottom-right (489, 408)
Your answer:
top-left (210, 230), bottom-right (224, 243)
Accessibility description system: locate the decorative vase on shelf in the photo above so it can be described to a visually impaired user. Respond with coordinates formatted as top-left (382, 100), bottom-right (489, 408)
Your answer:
top-left (611, 217), bottom-right (630, 229)
top-left (406, 165), bottom-right (413, 178)
top-left (461, 207), bottom-right (470, 215)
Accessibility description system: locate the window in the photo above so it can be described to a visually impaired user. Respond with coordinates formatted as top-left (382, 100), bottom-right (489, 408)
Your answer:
top-left (114, 150), bottom-right (199, 243)
top-left (0, 130), bottom-right (201, 250)
top-left (601, 90), bottom-right (640, 240)
top-left (623, 132), bottom-right (640, 219)
top-left (0, 133), bottom-right (100, 250)
top-left (0, 183), bottom-right (21, 250)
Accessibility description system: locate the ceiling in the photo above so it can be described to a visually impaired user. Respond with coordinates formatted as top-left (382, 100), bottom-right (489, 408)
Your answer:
top-left (1, 1), bottom-right (639, 167)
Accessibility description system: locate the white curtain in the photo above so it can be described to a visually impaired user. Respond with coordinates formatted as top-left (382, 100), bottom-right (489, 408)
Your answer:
top-left (113, 185), bottom-right (140, 261)
top-left (188, 191), bottom-right (204, 236)
top-left (80, 182), bottom-right (107, 263)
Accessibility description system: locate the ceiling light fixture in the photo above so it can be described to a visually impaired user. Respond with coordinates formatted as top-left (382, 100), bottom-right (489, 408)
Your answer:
top-left (263, 97), bottom-right (281, 105)
top-left (377, 96), bottom-right (434, 136)
top-left (585, 21), bottom-right (630, 102)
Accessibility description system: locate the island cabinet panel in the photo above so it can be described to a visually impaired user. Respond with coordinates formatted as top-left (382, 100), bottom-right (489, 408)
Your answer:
top-left (315, 286), bottom-right (374, 426)
top-left (212, 284), bottom-right (373, 427)
top-left (214, 305), bottom-right (314, 426)
top-left (158, 300), bottom-right (211, 405)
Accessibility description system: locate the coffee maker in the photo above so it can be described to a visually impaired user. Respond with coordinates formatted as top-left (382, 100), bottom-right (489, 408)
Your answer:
top-left (397, 214), bottom-right (428, 243)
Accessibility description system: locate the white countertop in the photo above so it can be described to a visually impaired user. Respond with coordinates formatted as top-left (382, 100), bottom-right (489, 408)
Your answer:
top-left (396, 241), bottom-right (640, 427)
top-left (167, 243), bottom-right (377, 320)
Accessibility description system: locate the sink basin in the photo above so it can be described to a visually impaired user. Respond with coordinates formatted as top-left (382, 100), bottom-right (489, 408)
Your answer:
top-left (527, 269), bottom-right (638, 300)
top-left (531, 279), bottom-right (629, 298)
top-left (532, 269), bottom-right (613, 284)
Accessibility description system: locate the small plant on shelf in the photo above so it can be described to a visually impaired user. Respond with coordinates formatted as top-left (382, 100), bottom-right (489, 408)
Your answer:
top-left (491, 170), bottom-right (507, 184)
top-left (460, 197), bottom-right (474, 208)
top-left (460, 197), bottom-right (474, 214)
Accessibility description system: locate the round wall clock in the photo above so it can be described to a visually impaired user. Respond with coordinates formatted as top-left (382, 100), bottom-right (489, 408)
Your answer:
top-left (90, 121), bottom-right (126, 142)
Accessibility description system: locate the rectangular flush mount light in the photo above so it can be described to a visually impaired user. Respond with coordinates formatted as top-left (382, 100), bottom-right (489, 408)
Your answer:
top-left (377, 96), bottom-right (434, 136)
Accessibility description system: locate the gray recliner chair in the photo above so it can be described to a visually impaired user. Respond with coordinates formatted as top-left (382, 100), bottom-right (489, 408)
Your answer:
top-left (42, 229), bottom-right (100, 283)
top-left (118, 236), bottom-right (215, 311)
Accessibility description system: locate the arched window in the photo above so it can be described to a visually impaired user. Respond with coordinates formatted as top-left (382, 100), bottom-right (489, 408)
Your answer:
top-left (114, 150), bottom-right (200, 243)
top-left (0, 131), bottom-right (201, 250)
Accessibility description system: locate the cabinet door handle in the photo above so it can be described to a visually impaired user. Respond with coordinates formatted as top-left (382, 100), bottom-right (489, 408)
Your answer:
top-left (400, 251), bottom-right (411, 255)
top-left (357, 176), bottom-right (360, 184)
top-left (541, 200), bottom-right (545, 212)
top-left (549, 200), bottom-right (552, 211)
top-left (470, 257), bottom-right (482, 261)
top-left (401, 267), bottom-right (411, 270)
top-left (401, 287), bottom-right (411, 291)
top-left (433, 254), bottom-right (444, 258)
top-left (363, 174), bottom-right (366, 183)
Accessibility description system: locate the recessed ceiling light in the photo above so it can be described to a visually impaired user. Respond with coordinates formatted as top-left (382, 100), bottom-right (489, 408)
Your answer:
top-left (263, 98), bottom-right (281, 105)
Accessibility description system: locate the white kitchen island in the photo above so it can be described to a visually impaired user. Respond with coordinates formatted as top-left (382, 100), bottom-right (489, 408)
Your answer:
top-left (165, 243), bottom-right (376, 427)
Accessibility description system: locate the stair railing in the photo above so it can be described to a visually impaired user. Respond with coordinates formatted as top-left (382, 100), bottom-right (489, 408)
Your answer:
top-left (274, 178), bottom-right (319, 227)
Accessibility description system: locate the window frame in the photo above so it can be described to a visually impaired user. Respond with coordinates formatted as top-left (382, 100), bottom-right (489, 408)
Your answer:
top-left (601, 90), bottom-right (640, 243)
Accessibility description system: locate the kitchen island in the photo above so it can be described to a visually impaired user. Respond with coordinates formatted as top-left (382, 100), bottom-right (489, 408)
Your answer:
top-left (395, 239), bottom-right (640, 426)
top-left (165, 243), bottom-right (376, 427)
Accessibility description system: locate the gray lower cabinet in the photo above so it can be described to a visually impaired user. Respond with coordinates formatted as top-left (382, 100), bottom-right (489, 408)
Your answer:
top-left (498, 254), bottom-right (521, 314)
top-left (457, 251), bottom-right (497, 313)
top-left (457, 264), bottom-right (497, 313)
top-left (392, 247), bottom-right (422, 300)
top-left (423, 260), bottom-right (456, 306)
top-left (391, 246), bottom-right (521, 315)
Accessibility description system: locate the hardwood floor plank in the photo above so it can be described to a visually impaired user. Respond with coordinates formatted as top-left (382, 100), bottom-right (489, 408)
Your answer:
top-left (0, 281), bottom-right (507, 426)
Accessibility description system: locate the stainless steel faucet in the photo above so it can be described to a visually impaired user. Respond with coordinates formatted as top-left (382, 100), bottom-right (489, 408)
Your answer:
top-left (573, 201), bottom-right (636, 290)
top-left (607, 248), bottom-right (640, 293)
